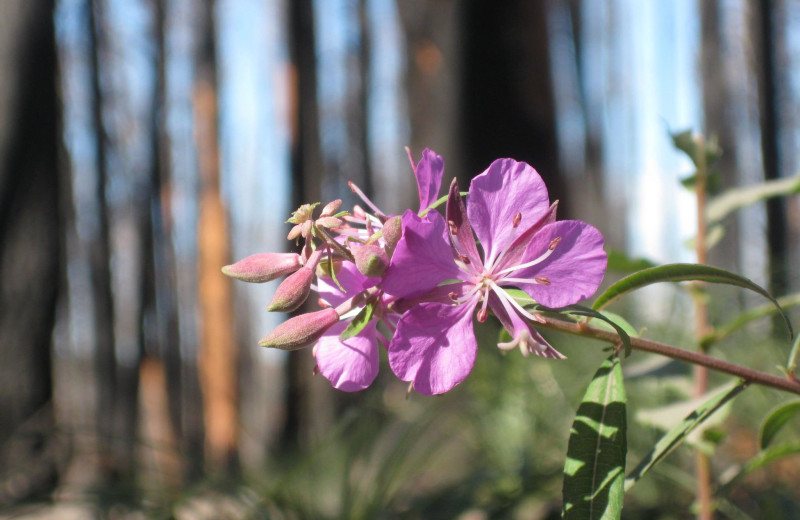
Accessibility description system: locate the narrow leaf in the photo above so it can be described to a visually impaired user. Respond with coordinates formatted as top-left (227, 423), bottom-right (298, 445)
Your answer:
top-left (624, 381), bottom-right (747, 491)
top-left (707, 176), bottom-right (800, 223)
top-left (760, 401), bottom-right (800, 450)
top-left (563, 356), bottom-right (627, 520)
top-left (561, 305), bottom-right (633, 357)
top-left (339, 300), bottom-right (376, 341)
top-left (701, 292), bottom-right (800, 348)
top-left (718, 440), bottom-right (800, 494)
top-left (592, 263), bottom-right (793, 338)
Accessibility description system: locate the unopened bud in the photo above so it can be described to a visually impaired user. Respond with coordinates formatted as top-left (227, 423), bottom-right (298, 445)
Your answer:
top-left (287, 224), bottom-right (303, 240)
top-left (382, 216), bottom-right (402, 258)
top-left (316, 216), bottom-right (343, 229)
top-left (320, 199), bottom-right (342, 217)
top-left (222, 253), bottom-right (302, 283)
top-left (268, 267), bottom-right (314, 312)
top-left (259, 308), bottom-right (339, 350)
top-left (353, 243), bottom-right (389, 278)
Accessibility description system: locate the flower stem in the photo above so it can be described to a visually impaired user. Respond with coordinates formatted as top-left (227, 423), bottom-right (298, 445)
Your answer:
top-left (693, 133), bottom-right (712, 520)
top-left (536, 317), bottom-right (800, 396)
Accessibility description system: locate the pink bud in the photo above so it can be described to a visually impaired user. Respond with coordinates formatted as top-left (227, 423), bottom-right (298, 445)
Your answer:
top-left (353, 243), bottom-right (388, 278)
top-left (382, 216), bottom-right (402, 258)
top-left (221, 253), bottom-right (302, 283)
top-left (316, 216), bottom-right (343, 229)
top-left (320, 199), bottom-right (342, 217)
top-left (268, 266), bottom-right (314, 312)
top-left (259, 308), bottom-right (339, 350)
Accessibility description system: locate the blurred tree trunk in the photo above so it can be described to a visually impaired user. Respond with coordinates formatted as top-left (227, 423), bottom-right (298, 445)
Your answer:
top-left (700, 0), bottom-right (741, 275)
top-left (141, 0), bottom-right (182, 487)
top-left (397, 0), bottom-right (461, 195)
top-left (751, 0), bottom-right (789, 299)
top-left (0, 0), bottom-right (61, 501)
top-left (87, 0), bottom-right (120, 479)
top-left (194, 0), bottom-right (240, 474)
top-left (283, 0), bottom-right (326, 449)
top-left (460, 0), bottom-right (563, 204)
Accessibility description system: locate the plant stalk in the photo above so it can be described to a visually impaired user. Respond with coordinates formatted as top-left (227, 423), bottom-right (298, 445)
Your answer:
top-left (537, 317), bottom-right (800, 396)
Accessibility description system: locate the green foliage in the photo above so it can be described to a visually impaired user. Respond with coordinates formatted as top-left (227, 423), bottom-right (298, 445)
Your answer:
top-left (339, 299), bottom-right (376, 341)
top-left (591, 263), bottom-right (793, 339)
top-left (706, 176), bottom-right (800, 224)
top-left (563, 355), bottom-right (627, 519)
top-left (624, 381), bottom-right (747, 492)
top-left (760, 401), bottom-right (800, 449)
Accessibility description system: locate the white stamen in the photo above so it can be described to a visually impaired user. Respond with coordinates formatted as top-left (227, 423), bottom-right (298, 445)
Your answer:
top-left (488, 280), bottom-right (544, 323)
top-left (495, 244), bottom-right (557, 276)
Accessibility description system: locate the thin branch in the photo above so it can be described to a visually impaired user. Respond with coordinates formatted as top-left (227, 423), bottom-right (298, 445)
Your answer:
top-left (538, 317), bottom-right (800, 396)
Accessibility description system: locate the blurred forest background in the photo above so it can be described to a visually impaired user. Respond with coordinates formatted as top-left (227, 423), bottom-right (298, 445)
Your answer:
top-left (2, 0), bottom-right (800, 518)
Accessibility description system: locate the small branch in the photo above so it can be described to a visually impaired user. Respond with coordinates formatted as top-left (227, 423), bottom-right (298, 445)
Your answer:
top-left (538, 317), bottom-right (800, 396)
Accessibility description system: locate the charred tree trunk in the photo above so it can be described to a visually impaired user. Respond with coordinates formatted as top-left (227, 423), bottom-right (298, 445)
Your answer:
top-left (283, 0), bottom-right (323, 449)
top-left (0, 0), bottom-right (61, 501)
top-left (460, 1), bottom-right (562, 206)
top-left (752, 0), bottom-right (789, 299)
top-left (194, 0), bottom-right (239, 474)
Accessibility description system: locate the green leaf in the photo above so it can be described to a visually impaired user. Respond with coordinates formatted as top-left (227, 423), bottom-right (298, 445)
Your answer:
top-left (635, 386), bottom-right (736, 455)
top-left (760, 401), bottom-right (800, 449)
top-left (563, 355), bottom-right (627, 520)
top-left (718, 440), bottom-right (800, 494)
top-left (591, 263), bottom-right (793, 339)
top-left (706, 176), bottom-right (800, 224)
top-left (339, 300), bottom-right (376, 341)
top-left (701, 292), bottom-right (800, 348)
top-left (671, 129), bottom-right (722, 170)
top-left (624, 381), bottom-right (747, 491)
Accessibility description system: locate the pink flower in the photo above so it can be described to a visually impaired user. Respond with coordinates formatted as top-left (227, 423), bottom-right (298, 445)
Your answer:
top-left (382, 159), bottom-right (607, 395)
top-left (312, 148), bottom-right (444, 391)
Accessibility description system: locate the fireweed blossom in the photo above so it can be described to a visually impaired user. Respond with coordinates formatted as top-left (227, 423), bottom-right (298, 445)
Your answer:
top-left (382, 159), bottom-right (607, 395)
top-left (308, 148), bottom-right (446, 390)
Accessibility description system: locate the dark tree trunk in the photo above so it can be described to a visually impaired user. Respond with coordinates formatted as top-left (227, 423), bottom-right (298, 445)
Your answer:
top-left (460, 1), bottom-right (562, 206)
top-left (283, 0), bottom-right (326, 450)
top-left (0, 0), bottom-right (61, 501)
top-left (752, 0), bottom-right (788, 299)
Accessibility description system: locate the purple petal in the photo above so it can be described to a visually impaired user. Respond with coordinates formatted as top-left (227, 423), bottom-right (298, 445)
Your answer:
top-left (493, 201), bottom-right (558, 273)
top-left (414, 148), bottom-right (445, 211)
top-left (392, 281), bottom-right (473, 313)
top-left (382, 210), bottom-right (464, 299)
top-left (488, 292), bottom-right (565, 359)
top-left (388, 301), bottom-right (477, 395)
top-left (316, 320), bottom-right (380, 392)
top-left (467, 159), bottom-right (551, 265)
top-left (445, 178), bottom-right (482, 268)
top-left (505, 220), bottom-right (607, 308)
top-left (317, 261), bottom-right (380, 308)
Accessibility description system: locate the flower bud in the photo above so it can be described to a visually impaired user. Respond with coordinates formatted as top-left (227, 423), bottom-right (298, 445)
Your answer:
top-left (320, 199), bottom-right (342, 217)
top-left (353, 243), bottom-right (388, 278)
top-left (268, 267), bottom-right (314, 312)
top-left (382, 216), bottom-right (402, 258)
top-left (316, 216), bottom-right (343, 229)
top-left (259, 308), bottom-right (339, 350)
top-left (221, 253), bottom-right (302, 283)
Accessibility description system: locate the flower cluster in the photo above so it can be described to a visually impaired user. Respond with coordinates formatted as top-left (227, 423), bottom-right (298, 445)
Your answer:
top-left (223, 149), bottom-right (607, 395)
